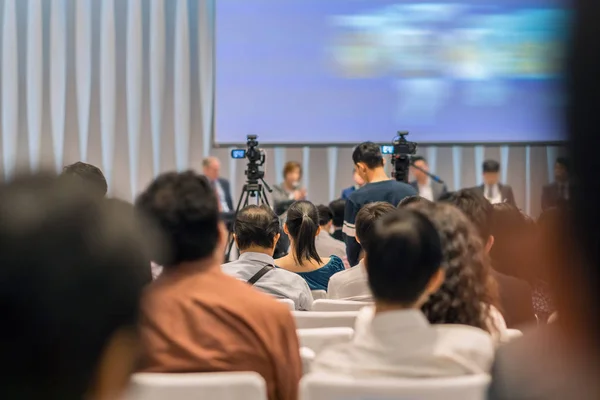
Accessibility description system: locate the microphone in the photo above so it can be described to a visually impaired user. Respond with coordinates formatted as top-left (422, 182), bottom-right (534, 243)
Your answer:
top-left (410, 162), bottom-right (445, 185)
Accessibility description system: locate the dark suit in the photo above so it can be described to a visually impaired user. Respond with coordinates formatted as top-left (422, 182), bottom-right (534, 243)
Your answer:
top-left (217, 178), bottom-right (234, 212)
top-left (331, 228), bottom-right (343, 242)
top-left (410, 180), bottom-right (448, 201)
top-left (476, 184), bottom-right (516, 207)
top-left (492, 270), bottom-right (535, 328)
top-left (541, 182), bottom-right (569, 211)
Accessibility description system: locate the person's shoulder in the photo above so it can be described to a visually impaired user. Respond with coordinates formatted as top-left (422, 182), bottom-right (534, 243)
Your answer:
top-left (218, 177), bottom-right (230, 185)
top-left (434, 324), bottom-right (495, 352)
top-left (391, 180), bottom-right (418, 192)
top-left (326, 255), bottom-right (346, 271)
top-left (493, 270), bottom-right (531, 293)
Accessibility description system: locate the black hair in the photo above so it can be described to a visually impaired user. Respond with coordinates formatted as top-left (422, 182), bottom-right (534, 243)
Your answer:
top-left (441, 189), bottom-right (493, 243)
top-left (482, 160), bottom-right (501, 173)
top-left (135, 171), bottom-right (220, 267)
top-left (285, 201), bottom-right (322, 264)
top-left (556, 157), bottom-right (570, 173)
top-left (352, 142), bottom-right (384, 169)
top-left (61, 161), bottom-right (108, 197)
top-left (329, 199), bottom-right (346, 227)
top-left (397, 195), bottom-right (432, 208)
top-left (316, 204), bottom-right (333, 226)
top-left (0, 175), bottom-right (151, 399)
top-left (355, 202), bottom-right (397, 250)
top-left (234, 205), bottom-right (280, 250)
top-left (364, 209), bottom-right (443, 305)
top-left (411, 155), bottom-right (428, 164)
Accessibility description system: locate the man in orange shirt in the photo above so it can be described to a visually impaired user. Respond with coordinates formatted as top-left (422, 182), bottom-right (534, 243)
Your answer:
top-left (136, 171), bottom-right (301, 400)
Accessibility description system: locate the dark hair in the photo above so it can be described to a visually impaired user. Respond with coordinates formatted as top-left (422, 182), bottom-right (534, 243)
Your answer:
top-left (441, 189), bottom-right (493, 243)
top-left (355, 202), bottom-right (397, 250)
top-left (283, 161), bottom-right (302, 179)
top-left (285, 201), bottom-right (322, 264)
top-left (352, 142), bottom-right (384, 169)
top-left (0, 175), bottom-right (151, 399)
top-left (135, 171), bottom-right (220, 267)
top-left (61, 161), bottom-right (108, 197)
top-left (397, 195), bottom-right (431, 208)
top-left (411, 155), bottom-right (428, 164)
top-left (482, 160), bottom-right (501, 173)
top-left (556, 157), bottom-right (570, 172)
top-left (234, 205), bottom-right (280, 250)
top-left (407, 202), bottom-right (499, 333)
top-left (316, 204), bottom-right (333, 226)
top-left (364, 209), bottom-right (443, 305)
top-left (329, 199), bottom-right (346, 227)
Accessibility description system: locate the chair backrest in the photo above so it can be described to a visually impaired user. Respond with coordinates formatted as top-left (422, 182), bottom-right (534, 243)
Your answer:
top-left (312, 299), bottom-right (372, 312)
top-left (300, 373), bottom-right (490, 400)
top-left (299, 347), bottom-right (316, 375)
top-left (292, 311), bottom-right (359, 329)
top-left (311, 290), bottom-right (327, 300)
top-left (297, 327), bottom-right (354, 354)
top-left (277, 298), bottom-right (295, 310)
top-left (126, 372), bottom-right (267, 400)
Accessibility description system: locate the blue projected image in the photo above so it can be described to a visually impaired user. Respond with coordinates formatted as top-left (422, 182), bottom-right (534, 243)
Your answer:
top-left (215, 0), bottom-right (570, 145)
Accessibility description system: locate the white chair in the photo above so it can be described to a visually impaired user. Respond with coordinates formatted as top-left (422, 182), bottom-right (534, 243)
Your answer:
top-left (299, 347), bottom-right (316, 375)
top-left (277, 298), bottom-right (295, 310)
top-left (126, 372), bottom-right (267, 400)
top-left (311, 290), bottom-right (327, 300)
top-left (292, 311), bottom-right (359, 329)
top-left (300, 373), bottom-right (490, 400)
top-left (297, 327), bottom-right (354, 354)
top-left (312, 299), bottom-right (371, 312)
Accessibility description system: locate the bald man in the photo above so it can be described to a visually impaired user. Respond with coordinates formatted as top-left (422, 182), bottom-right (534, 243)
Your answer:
top-left (203, 157), bottom-right (234, 212)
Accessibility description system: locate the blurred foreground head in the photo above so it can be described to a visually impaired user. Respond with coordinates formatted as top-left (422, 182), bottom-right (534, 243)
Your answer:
top-left (62, 161), bottom-right (108, 197)
top-left (0, 175), bottom-right (153, 400)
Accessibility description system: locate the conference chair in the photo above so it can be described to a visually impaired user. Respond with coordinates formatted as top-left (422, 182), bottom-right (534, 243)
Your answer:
top-left (277, 298), bottom-right (295, 310)
top-left (292, 311), bottom-right (359, 329)
top-left (311, 290), bottom-right (327, 300)
top-left (312, 299), bottom-right (371, 312)
top-left (126, 372), bottom-right (267, 400)
top-left (297, 327), bottom-right (354, 354)
top-left (300, 374), bottom-right (490, 400)
top-left (300, 347), bottom-right (316, 375)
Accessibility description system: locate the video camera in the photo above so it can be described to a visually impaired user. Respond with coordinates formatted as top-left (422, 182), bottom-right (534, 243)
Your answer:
top-left (231, 135), bottom-right (266, 183)
top-left (384, 131), bottom-right (418, 183)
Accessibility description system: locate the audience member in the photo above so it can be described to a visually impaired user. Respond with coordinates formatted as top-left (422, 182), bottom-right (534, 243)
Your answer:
top-left (0, 175), bottom-right (151, 399)
top-left (344, 142), bottom-right (417, 266)
top-left (315, 204), bottom-right (346, 261)
top-left (202, 157), bottom-right (233, 213)
top-left (313, 209), bottom-right (494, 377)
top-left (407, 202), bottom-right (503, 338)
top-left (136, 171), bottom-right (301, 400)
top-left (409, 156), bottom-right (448, 201)
top-left (328, 199), bottom-right (346, 241)
top-left (541, 157), bottom-right (571, 211)
top-left (272, 161), bottom-right (306, 215)
top-left (61, 161), bottom-right (108, 197)
top-left (276, 201), bottom-right (345, 291)
top-left (328, 202), bottom-right (396, 301)
top-left (341, 167), bottom-right (365, 200)
top-left (397, 194), bottom-right (432, 208)
top-left (222, 205), bottom-right (313, 310)
top-left (442, 189), bottom-right (536, 328)
top-left (477, 160), bottom-right (516, 206)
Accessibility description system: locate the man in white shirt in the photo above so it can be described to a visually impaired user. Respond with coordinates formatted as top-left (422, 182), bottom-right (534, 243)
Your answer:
top-left (477, 160), bottom-right (516, 207)
top-left (313, 208), bottom-right (494, 378)
top-left (315, 205), bottom-right (347, 262)
top-left (328, 202), bottom-right (396, 301)
top-left (221, 205), bottom-right (313, 310)
top-left (409, 156), bottom-right (448, 201)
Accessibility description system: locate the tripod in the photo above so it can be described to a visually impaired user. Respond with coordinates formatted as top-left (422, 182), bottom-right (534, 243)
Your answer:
top-left (224, 178), bottom-right (273, 261)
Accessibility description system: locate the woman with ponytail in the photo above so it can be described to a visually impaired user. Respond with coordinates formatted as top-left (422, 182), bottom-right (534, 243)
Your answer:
top-left (276, 201), bottom-right (345, 291)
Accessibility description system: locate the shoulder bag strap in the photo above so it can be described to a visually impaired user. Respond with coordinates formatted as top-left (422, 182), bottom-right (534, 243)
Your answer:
top-left (247, 264), bottom-right (275, 285)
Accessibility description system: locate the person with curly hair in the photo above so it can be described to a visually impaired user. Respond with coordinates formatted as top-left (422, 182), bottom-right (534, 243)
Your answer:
top-left (406, 201), bottom-right (504, 338)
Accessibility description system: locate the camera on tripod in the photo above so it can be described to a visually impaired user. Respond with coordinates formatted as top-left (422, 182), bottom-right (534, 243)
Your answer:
top-left (231, 134), bottom-right (266, 184)
top-left (385, 131), bottom-right (418, 183)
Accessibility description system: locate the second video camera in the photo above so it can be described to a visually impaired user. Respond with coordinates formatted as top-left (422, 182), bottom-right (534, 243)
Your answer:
top-left (231, 135), bottom-right (266, 183)
top-left (386, 131), bottom-right (418, 183)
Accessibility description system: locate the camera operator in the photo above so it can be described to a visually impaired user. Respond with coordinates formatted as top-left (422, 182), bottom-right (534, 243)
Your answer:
top-left (272, 161), bottom-right (307, 215)
top-left (343, 142), bottom-right (417, 266)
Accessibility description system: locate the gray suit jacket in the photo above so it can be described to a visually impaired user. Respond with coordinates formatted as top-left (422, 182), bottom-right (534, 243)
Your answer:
top-left (410, 180), bottom-right (448, 201)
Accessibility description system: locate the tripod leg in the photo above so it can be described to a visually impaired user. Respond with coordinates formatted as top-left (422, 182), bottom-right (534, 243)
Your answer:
top-left (226, 188), bottom-right (249, 261)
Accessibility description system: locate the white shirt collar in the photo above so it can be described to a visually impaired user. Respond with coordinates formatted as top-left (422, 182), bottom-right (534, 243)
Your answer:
top-left (238, 251), bottom-right (275, 265)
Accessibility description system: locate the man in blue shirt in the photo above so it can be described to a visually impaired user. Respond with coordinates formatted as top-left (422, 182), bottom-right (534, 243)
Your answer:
top-left (343, 142), bottom-right (417, 266)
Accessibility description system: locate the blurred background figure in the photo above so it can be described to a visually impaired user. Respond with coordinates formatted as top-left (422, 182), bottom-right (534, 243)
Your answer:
top-left (328, 199), bottom-right (346, 241)
top-left (315, 204), bottom-right (347, 262)
top-left (341, 167), bottom-right (365, 200)
top-left (477, 160), bottom-right (516, 206)
top-left (203, 157), bottom-right (234, 213)
top-left (409, 156), bottom-right (448, 201)
top-left (541, 157), bottom-right (571, 211)
top-left (272, 161), bottom-right (307, 215)
top-left (61, 161), bottom-right (108, 198)
top-left (0, 175), bottom-right (152, 400)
